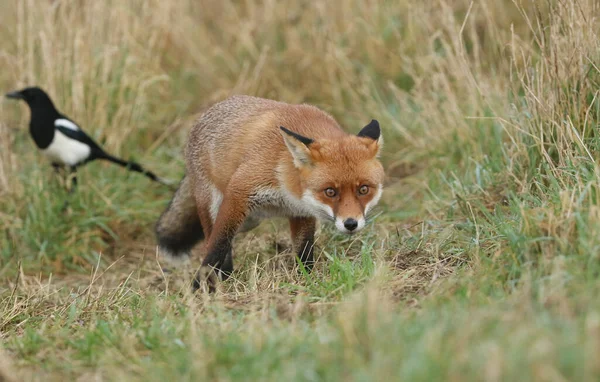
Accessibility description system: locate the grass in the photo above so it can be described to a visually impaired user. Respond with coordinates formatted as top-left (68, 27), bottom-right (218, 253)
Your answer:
top-left (1, 0), bottom-right (600, 380)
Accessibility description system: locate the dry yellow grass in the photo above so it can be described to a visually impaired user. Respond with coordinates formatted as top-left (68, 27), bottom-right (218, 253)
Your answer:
top-left (1, 0), bottom-right (600, 380)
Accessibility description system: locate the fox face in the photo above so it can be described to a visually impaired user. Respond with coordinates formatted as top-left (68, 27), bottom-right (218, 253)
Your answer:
top-left (281, 120), bottom-right (384, 234)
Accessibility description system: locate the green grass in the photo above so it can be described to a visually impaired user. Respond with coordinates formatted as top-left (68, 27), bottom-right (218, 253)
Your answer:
top-left (1, 0), bottom-right (600, 380)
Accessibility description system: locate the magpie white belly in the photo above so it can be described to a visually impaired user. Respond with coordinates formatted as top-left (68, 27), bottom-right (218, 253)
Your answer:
top-left (42, 130), bottom-right (91, 166)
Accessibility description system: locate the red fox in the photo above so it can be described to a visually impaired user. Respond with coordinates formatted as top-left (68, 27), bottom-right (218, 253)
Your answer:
top-left (155, 95), bottom-right (384, 291)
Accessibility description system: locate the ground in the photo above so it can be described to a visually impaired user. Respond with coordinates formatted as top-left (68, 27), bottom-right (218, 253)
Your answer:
top-left (1, 0), bottom-right (600, 381)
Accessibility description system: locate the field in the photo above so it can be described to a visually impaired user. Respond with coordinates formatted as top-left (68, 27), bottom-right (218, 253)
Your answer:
top-left (1, 0), bottom-right (599, 380)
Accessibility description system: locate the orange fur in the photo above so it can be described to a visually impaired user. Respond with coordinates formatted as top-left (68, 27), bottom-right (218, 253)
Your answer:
top-left (155, 95), bottom-right (385, 291)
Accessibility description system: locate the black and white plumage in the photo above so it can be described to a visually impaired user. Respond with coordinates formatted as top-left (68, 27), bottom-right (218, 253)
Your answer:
top-left (6, 86), bottom-right (169, 192)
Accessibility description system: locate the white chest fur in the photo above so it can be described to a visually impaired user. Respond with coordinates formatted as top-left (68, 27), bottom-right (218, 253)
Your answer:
top-left (206, 178), bottom-right (330, 233)
top-left (249, 188), bottom-right (317, 219)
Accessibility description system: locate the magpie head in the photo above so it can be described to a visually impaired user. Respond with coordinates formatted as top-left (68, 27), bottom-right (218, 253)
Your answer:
top-left (6, 87), bottom-right (55, 110)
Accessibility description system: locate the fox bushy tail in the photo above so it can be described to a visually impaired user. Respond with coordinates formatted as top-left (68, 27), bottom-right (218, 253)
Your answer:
top-left (155, 175), bottom-right (204, 259)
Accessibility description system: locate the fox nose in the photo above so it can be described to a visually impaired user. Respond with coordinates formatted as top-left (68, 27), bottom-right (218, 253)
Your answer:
top-left (343, 218), bottom-right (358, 231)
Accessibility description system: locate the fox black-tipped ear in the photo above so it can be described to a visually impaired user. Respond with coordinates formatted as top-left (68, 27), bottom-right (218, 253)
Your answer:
top-left (358, 119), bottom-right (382, 158)
top-left (357, 119), bottom-right (380, 141)
top-left (280, 126), bottom-right (314, 167)
top-left (280, 126), bottom-right (313, 146)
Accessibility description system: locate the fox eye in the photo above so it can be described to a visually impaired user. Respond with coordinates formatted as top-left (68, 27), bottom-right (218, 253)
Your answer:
top-left (324, 188), bottom-right (337, 198)
top-left (358, 185), bottom-right (369, 195)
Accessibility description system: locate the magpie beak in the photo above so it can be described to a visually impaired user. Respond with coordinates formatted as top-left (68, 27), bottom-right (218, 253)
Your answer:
top-left (5, 91), bottom-right (24, 100)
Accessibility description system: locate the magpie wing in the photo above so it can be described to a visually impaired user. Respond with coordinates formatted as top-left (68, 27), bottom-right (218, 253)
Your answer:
top-left (54, 118), bottom-right (103, 152)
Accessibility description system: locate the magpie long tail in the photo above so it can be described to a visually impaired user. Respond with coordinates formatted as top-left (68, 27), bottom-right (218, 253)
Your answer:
top-left (98, 153), bottom-right (172, 187)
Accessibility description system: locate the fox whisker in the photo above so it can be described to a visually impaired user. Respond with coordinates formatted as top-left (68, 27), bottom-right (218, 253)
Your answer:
top-left (320, 213), bottom-right (336, 222)
top-left (365, 209), bottom-right (383, 223)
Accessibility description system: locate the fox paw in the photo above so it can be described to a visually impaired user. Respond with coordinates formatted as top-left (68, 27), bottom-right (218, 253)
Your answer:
top-left (193, 265), bottom-right (220, 293)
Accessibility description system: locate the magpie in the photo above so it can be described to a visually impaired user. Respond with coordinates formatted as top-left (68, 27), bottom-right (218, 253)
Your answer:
top-left (5, 86), bottom-right (170, 193)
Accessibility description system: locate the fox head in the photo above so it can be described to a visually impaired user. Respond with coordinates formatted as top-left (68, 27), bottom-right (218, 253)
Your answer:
top-left (280, 120), bottom-right (384, 234)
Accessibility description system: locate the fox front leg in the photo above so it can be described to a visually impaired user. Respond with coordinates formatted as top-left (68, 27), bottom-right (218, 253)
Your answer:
top-left (193, 190), bottom-right (249, 293)
top-left (289, 216), bottom-right (316, 272)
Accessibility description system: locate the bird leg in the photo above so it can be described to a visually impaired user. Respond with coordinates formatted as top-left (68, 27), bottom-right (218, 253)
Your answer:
top-left (51, 162), bottom-right (62, 174)
top-left (61, 166), bottom-right (78, 212)
top-left (68, 166), bottom-right (78, 194)
top-left (51, 162), bottom-right (69, 190)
